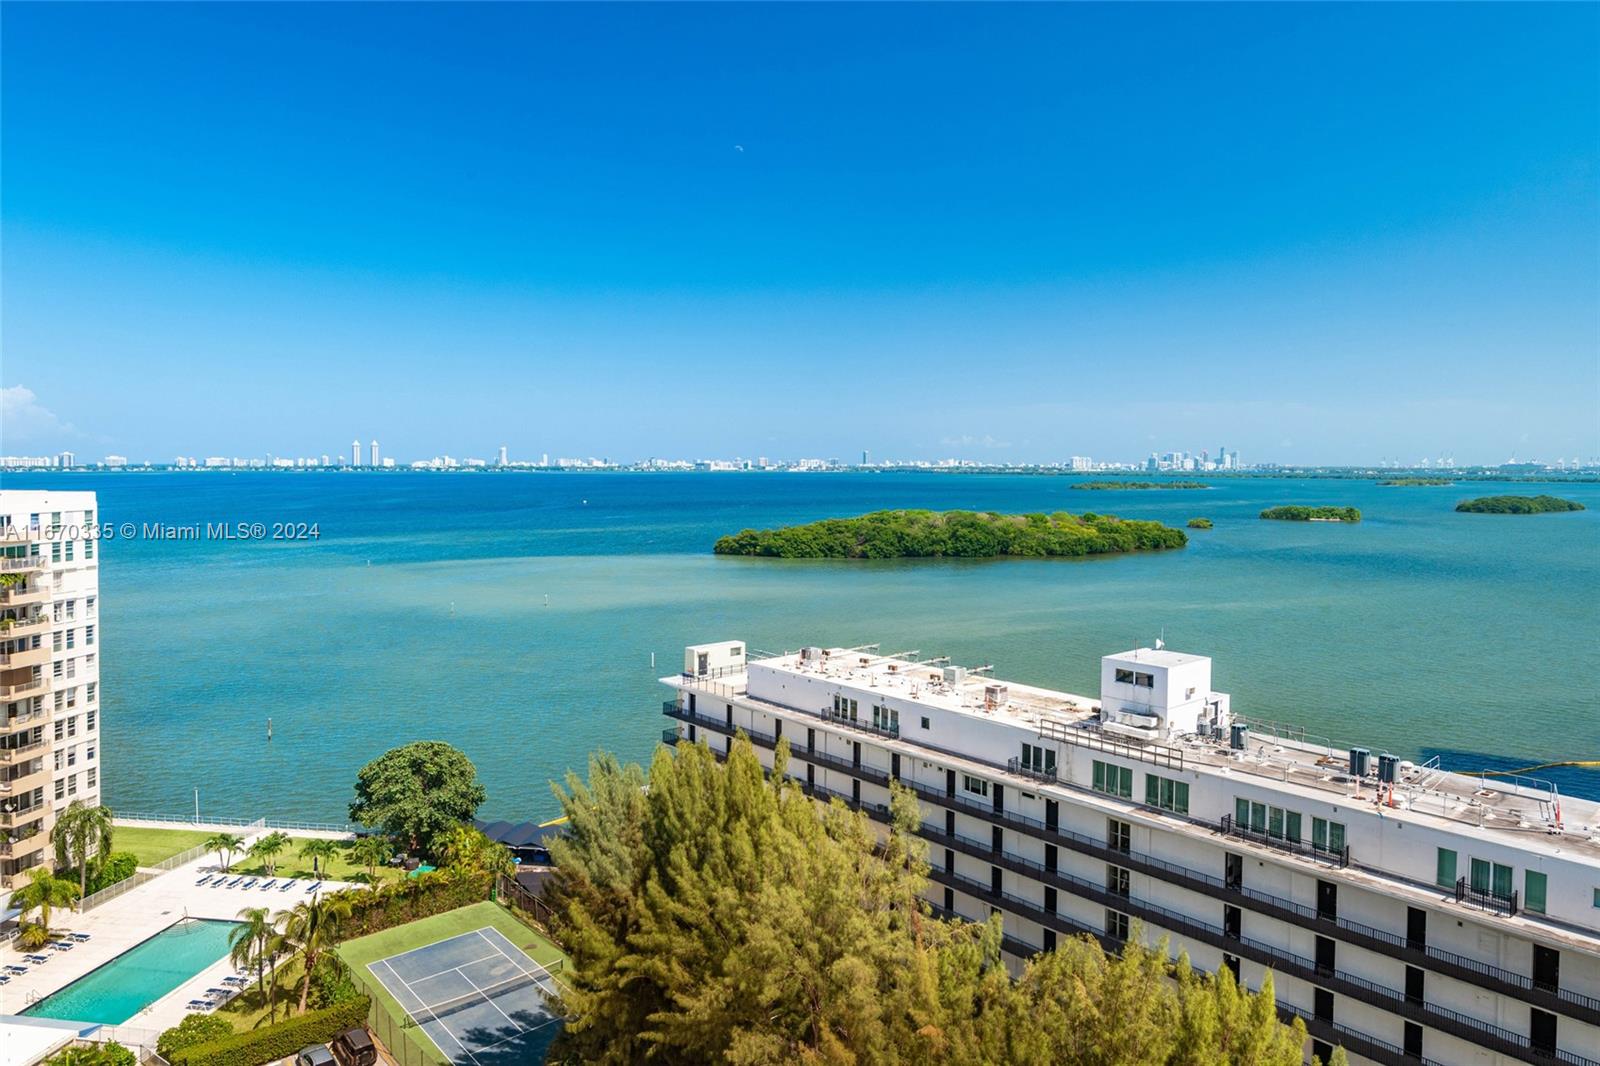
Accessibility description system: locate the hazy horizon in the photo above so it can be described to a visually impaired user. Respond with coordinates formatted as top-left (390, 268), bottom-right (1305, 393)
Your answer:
top-left (3, 4), bottom-right (1596, 466)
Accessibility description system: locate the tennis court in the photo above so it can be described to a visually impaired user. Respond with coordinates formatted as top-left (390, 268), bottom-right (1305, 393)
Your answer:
top-left (367, 926), bottom-right (564, 1065)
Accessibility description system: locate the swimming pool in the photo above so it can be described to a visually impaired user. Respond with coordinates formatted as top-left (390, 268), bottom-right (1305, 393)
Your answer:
top-left (24, 918), bottom-right (241, 1025)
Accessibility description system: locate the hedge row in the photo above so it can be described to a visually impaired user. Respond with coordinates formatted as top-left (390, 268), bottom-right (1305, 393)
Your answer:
top-left (335, 869), bottom-right (492, 939)
top-left (167, 996), bottom-right (371, 1066)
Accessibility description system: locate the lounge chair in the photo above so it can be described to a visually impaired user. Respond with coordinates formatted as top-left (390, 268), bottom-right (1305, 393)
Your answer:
top-left (259, 878), bottom-right (276, 890)
top-left (226, 876), bottom-right (244, 888)
top-left (195, 875), bottom-right (213, 886)
top-left (222, 976), bottom-right (249, 988)
top-left (240, 878), bottom-right (258, 889)
top-left (305, 881), bottom-right (322, 893)
top-left (212, 877), bottom-right (229, 888)
top-left (3, 965), bottom-right (27, 975)
top-left (23, 954), bottom-right (50, 964)
top-left (0, 974), bottom-right (10, 984)
top-left (279, 879), bottom-right (297, 891)
top-left (68, 932), bottom-right (91, 942)
top-left (49, 941), bottom-right (73, 951)
top-left (186, 1000), bottom-right (212, 1011)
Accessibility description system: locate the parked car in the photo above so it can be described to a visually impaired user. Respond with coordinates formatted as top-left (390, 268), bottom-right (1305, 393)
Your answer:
top-left (331, 1027), bottom-right (378, 1066)
top-left (294, 1045), bottom-right (336, 1066)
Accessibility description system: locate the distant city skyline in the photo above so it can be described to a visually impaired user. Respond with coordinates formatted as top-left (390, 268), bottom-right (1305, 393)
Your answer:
top-left (2, 5), bottom-right (1595, 465)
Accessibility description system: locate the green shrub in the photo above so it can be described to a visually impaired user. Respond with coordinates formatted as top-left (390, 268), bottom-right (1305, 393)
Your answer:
top-left (166, 997), bottom-right (370, 1066)
top-left (333, 868), bottom-right (492, 939)
top-left (157, 1013), bottom-right (236, 1057)
top-left (1186, 517), bottom-right (1213, 529)
top-left (45, 1044), bottom-right (136, 1066)
top-left (88, 852), bottom-right (138, 893)
top-left (309, 951), bottom-right (362, 1010)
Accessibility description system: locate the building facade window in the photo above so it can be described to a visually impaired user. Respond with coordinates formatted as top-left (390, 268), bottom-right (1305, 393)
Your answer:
top-left (1093, 760), bottom-right (1133, 799)
top-left (1525, 871), bottom-right (1547, 914)
top-left (1020, 743), bottom-right (1056, 776)
top-left (961, 774), bottom-right (989, 798)
top-left (1436, 848), bottom-right (1457, 887)
top-left (1105, 909), bottom-right (1130, 940)
top-left (831, 694), bottom-right (858, 721)
top-left (1144, 774), bottom-right (1189, 815)
top-left (871, 704), bottom-right (899, 733)
top-left (1311, 817), bottom-right (1346, 854)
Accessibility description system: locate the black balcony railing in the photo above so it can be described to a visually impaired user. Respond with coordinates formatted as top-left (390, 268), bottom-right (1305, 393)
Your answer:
top-left (1006, 756), bottom-right (1059, 783)
top-left (659, 698), bottom-right (1600, 1030)
top-left (1219, 813), bottom-right (1350, 868)
top-left (1455, 876), bottom-right (1520, 917)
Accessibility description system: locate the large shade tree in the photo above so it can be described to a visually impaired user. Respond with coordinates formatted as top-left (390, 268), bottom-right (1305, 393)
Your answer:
top-left (348, 741), bottom-right (486, 858)
top-left (546, 735), bottom-right (1339, 1066)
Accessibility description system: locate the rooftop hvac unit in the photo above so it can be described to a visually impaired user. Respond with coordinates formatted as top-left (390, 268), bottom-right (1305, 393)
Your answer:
top-left (1377, 753), bottom-right (1399, 784)
top-left (943, 666), bottom-right (967, 686)
top-left (1349, 748), bottom-right (1371, 778)
top-left (984, 684), bottom-right (1009, 709)
top-left (801, 646), bottom-right (823, 662)
top-left (1229, 723), bottom-right (1248, 751)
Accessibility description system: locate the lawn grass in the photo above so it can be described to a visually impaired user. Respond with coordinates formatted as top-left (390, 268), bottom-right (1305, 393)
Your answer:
top-left (336, 900), bottom-right (566, 1062)
top-left (216, 954), bottom-right (309, 1031)
top-left (113, 825), bottom-right (216, 867)
top-left (229, 837), bottom-right (403, 885)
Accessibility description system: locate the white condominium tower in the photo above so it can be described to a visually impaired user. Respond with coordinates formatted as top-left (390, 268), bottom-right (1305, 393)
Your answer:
top-left (663, 641), bottom-right (1600, 1066)
top-left (0, 490), bottom-right (103, 890)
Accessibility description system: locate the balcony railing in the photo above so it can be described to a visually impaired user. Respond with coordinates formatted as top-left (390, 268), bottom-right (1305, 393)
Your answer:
top-left (1219, 813), bottom-right (1350, 868)
top-left (1007, 756), bottom-right (1059, 783)
top-left (0, 678), bottom-right (48, 699)
top-left (0, 740), bottom-right (49, 763)
top-left (1456, 876), bottom-right (1520, 917)
top-left (661, 728), bottom-right (681, 746)
top-left (658, 698), bottom-right (1600, 1026)
top-left (822, 706), bottom-right (901, 740)
top-left (0, 556), bottom-right (45, 573)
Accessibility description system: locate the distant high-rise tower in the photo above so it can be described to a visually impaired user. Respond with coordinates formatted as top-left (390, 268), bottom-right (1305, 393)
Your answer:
top-left (862, 449), bottom-right (870, 466)
top-left (498, 445), bottom-right (509, 466)
top-left (370, 440), bottom-right (380, 467)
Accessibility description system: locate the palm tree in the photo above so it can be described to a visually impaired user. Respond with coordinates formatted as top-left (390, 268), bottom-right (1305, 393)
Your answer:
top-left (8, 866), bottom-right (79, 941)
top-left (248, 831), bottom-right (291, 876)
top-left (205, 832), bottom-right (245, 872)
top-left (438, 825), bottom-right (512, 878)
top-left (281, 893), bottom-right (351, 1014)
top-left (299, 838), bottom-right (339, 879)
top-left (51, 800), bottom-right (115, 908)
top-left (230, 905), bottom-right (285, 1023)
top-left (346, 835), bottom-right (393, 884)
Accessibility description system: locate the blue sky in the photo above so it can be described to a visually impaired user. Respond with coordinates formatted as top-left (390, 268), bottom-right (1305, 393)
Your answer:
top-left (3, 3), bottom-right (1595, 465)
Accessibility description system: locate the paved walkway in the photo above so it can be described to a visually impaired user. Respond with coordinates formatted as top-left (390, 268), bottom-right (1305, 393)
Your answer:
top-left (1, 830), bottom-right (357, 1046)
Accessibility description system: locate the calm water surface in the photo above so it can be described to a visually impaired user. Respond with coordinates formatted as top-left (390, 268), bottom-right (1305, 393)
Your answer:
top-left (8, 472), bottom-right (1597, 820)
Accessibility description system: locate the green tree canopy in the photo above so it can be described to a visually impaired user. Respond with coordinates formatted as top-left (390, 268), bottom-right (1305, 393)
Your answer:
top-left (545, 736), bottom-right (1335, 1066)
top-left (348, 741), bottom-right (486, 858)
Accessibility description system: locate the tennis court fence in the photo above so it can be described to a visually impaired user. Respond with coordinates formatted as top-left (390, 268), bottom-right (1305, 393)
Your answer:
top-left (367, 998), bottom-right (446, 1066)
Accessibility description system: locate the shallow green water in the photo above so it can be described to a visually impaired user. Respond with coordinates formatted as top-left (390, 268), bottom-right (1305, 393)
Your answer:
top-left (10, 471), bottom-right (1596, 821)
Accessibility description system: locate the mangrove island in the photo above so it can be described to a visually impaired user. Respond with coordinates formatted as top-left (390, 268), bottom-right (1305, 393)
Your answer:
top-left (1259, 506), bottom-right (1362, 523)
top-left (1454, 495), bottom-right (1586, 515)
top-left (1070, 480), bottom-right (1209, 490)
top-left (713, 509), bottom-right (1188, 559)
top-left (1380, 478), bottom-right (1453, 486)
top-left (1187, 517), bottom-right (1213, 529)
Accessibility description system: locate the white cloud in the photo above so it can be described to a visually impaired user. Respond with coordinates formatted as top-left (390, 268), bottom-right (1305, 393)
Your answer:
top-left (0, 386), bottom-right (80, 450)
top-left (939, 434), bottom-right (1011, 449)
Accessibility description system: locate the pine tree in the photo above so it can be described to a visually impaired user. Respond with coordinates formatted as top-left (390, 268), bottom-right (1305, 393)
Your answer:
top-left (546, 734), bottom-right (1333, 1065)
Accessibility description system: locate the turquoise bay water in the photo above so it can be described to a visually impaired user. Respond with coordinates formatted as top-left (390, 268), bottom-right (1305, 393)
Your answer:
top-left (24, 918), bottom-right (240, 1024)
top-left (9, 471), bottom-right (1597, 820)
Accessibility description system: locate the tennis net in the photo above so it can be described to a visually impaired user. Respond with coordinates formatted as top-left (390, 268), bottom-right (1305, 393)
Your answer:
top-left (414, 965), bottom-right (557, 1023)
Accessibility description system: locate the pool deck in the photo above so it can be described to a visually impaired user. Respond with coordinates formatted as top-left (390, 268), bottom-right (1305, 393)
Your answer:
top-left (1, 833), bottom-right (357, 1045)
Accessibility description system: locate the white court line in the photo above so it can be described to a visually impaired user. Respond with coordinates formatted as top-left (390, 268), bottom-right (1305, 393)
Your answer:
top-left (378, 956), bottom-right (478, 1066)
top-left (393, 949), bottom-right (504, 988)
top-left (471, 1012), bottom-right (564, 1055)
top-left (471, 927), bottom-right (559, 989)
top-left (456, 964), bottom-right (519, 1030)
